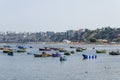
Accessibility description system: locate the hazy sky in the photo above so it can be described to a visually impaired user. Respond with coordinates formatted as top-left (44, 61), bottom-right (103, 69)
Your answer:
top-left (0, 0), bottom-right (120, 32)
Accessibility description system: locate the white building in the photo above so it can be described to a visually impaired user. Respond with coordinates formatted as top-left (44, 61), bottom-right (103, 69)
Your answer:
top-left (63, 39), bottom-right (71, 43)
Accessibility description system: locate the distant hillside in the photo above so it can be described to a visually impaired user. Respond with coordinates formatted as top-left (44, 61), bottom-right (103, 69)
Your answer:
top-left (0, 27), bottom-right (120, 43)
top-left (79, 27), bottom-right (120, 42)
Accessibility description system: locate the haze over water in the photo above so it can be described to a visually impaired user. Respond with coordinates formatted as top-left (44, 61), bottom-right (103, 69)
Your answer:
top-left (0, 0), bottom-right (120, 32)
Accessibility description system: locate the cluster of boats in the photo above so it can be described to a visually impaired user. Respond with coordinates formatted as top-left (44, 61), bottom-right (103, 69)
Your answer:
top-left (0, 45), bottom-right (120, 61)
top-left (34, 46), bottom-right (88, 61)
top-left (0, 45), bottom-right (27, 56)
top-left (96, 49), bottom-right (120, 55)
top-left (34, 46), bottom-right (89, 61)
top-left (0, 45), bottom-right (88, 61)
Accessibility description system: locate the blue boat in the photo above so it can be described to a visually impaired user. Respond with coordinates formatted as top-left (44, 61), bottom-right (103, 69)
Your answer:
top-left (17, 45), bottom-right (26, 49)
top-left (82, 54), bottom-right (97, 59)
top-left (60, 56), bottom-right (67, 61)
top-left (27, 52), bottom-right (34, 55)
top-left (52, 52), bottom-right (61, 57)
top-left (8, 52), bottom-right (14, 56)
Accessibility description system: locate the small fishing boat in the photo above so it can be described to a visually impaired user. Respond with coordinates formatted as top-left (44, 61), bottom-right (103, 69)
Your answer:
top-left (39, 47), bottom-right (51, 51)
top-left (59, 48), bottom-right (67, 52)
top-left (27, 52), bottom-right (34, 55)
top-left (70, 46), bottom-right (76, 48)
top-left (8, 52), bottom-right (14, 56)
top-left (0, 48), bottom-right (4, 50)
top-left (18, 46), bottom-right (26, 49)
top-left (82, 48), bottom-right (87, 50)
top-left (60, 56), bottom-right (67, 61)
top-left (96, 50), bottom-right (106, 53)
top-left (4, 45), bottom-right (11, 48)
top-left (109, 50), bottom-right (120, 55)
top-left (50, 48), bottom-right (59, 51)
top-left (52, 52), bottom-right (61, 57)
top-left (76, 48), bottom-right (83, 52)
top-left (82, 54), bottom-right (97, 59)
top-left (34, 52), bottom-right (52, 57)
top-left (64, 52), bottom-right (71, 55)
top-left (77, 47), bottom-right (87, 50)
top-left (17, 49), bottom-right (26, 52)
top-left (70, 51), bottom-right (75, 54)
top-left (3, 48), bottom-right (13, 53)
top-left (34, 54), bottom-right (41, 57)
top-left (29, 46), bottom-right (33, 48)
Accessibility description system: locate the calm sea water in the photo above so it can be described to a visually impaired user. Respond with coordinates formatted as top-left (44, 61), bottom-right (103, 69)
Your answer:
top-left (0, 43), bottom-right (120, 80)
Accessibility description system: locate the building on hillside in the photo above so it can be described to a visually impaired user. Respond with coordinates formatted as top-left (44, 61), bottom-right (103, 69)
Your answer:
top-left (63, 39), bottom-right (71, 43)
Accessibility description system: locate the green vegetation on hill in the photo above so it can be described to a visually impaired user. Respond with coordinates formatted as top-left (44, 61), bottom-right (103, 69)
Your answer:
top-left (0, 27), bottom-right (120, 43)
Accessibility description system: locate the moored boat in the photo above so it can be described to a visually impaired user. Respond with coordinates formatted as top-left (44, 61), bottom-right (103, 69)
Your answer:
top-left (96, 50), bottom-right (106, 53)
top-left (76, 48), bottom-right (83, 52)
top-left (52, 52), bottom-right (61, 57)
top-left (27, 52), bottom-right (34, 55)
top-left (70, 51), bottom-right (75, 54)
top-left (34, 52), bottom-right (52, 57)
top-left (8, 52), bottom-right (14, 56)
top-left (17, 49), bottom-right (26, 52)
top-left (59, 48), bottom-right (67, 52)
top-left (4, 45), bottom-right (11, 48)
top-left (64, 52), bottom-right (71, 55)
top-left (29, 46), bottom-right (33, 48)
top-left (18, 46), bottom-right (26, 50)
top-left (60, 56), bottom-right (67, 61)
top-left (0, 48), bottom-right (4, 50)
top-left (109, 50), bottom-right (120, 55)
top-left (34, 54), bottom-right (41, 57)
top-left (82, 48), bottom-right (87, 50)
top-left (39, 47), bottom-right (51, 51)
top-left (82, 54), bottom-right (97, 59)
top-left (3, 48), bottom-right (13, 53)
top-left (50, 47), bottom-right (59, 51)
top-left (70, 46), bottom-right (76, 48)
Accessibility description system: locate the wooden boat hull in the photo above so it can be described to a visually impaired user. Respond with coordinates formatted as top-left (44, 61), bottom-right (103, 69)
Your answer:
top-left (34, 53), bottom-right (52, 57)
top-left (64, 52), bottom-right (71, 55)
top-left (17, 49), bottom-right (26, 52)
top-left (96, 50), bottom-right (106, 53)
top-left (39, 48), bottom-right (51, 51)
top-left (109, 51), bottom-right (120, 55)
